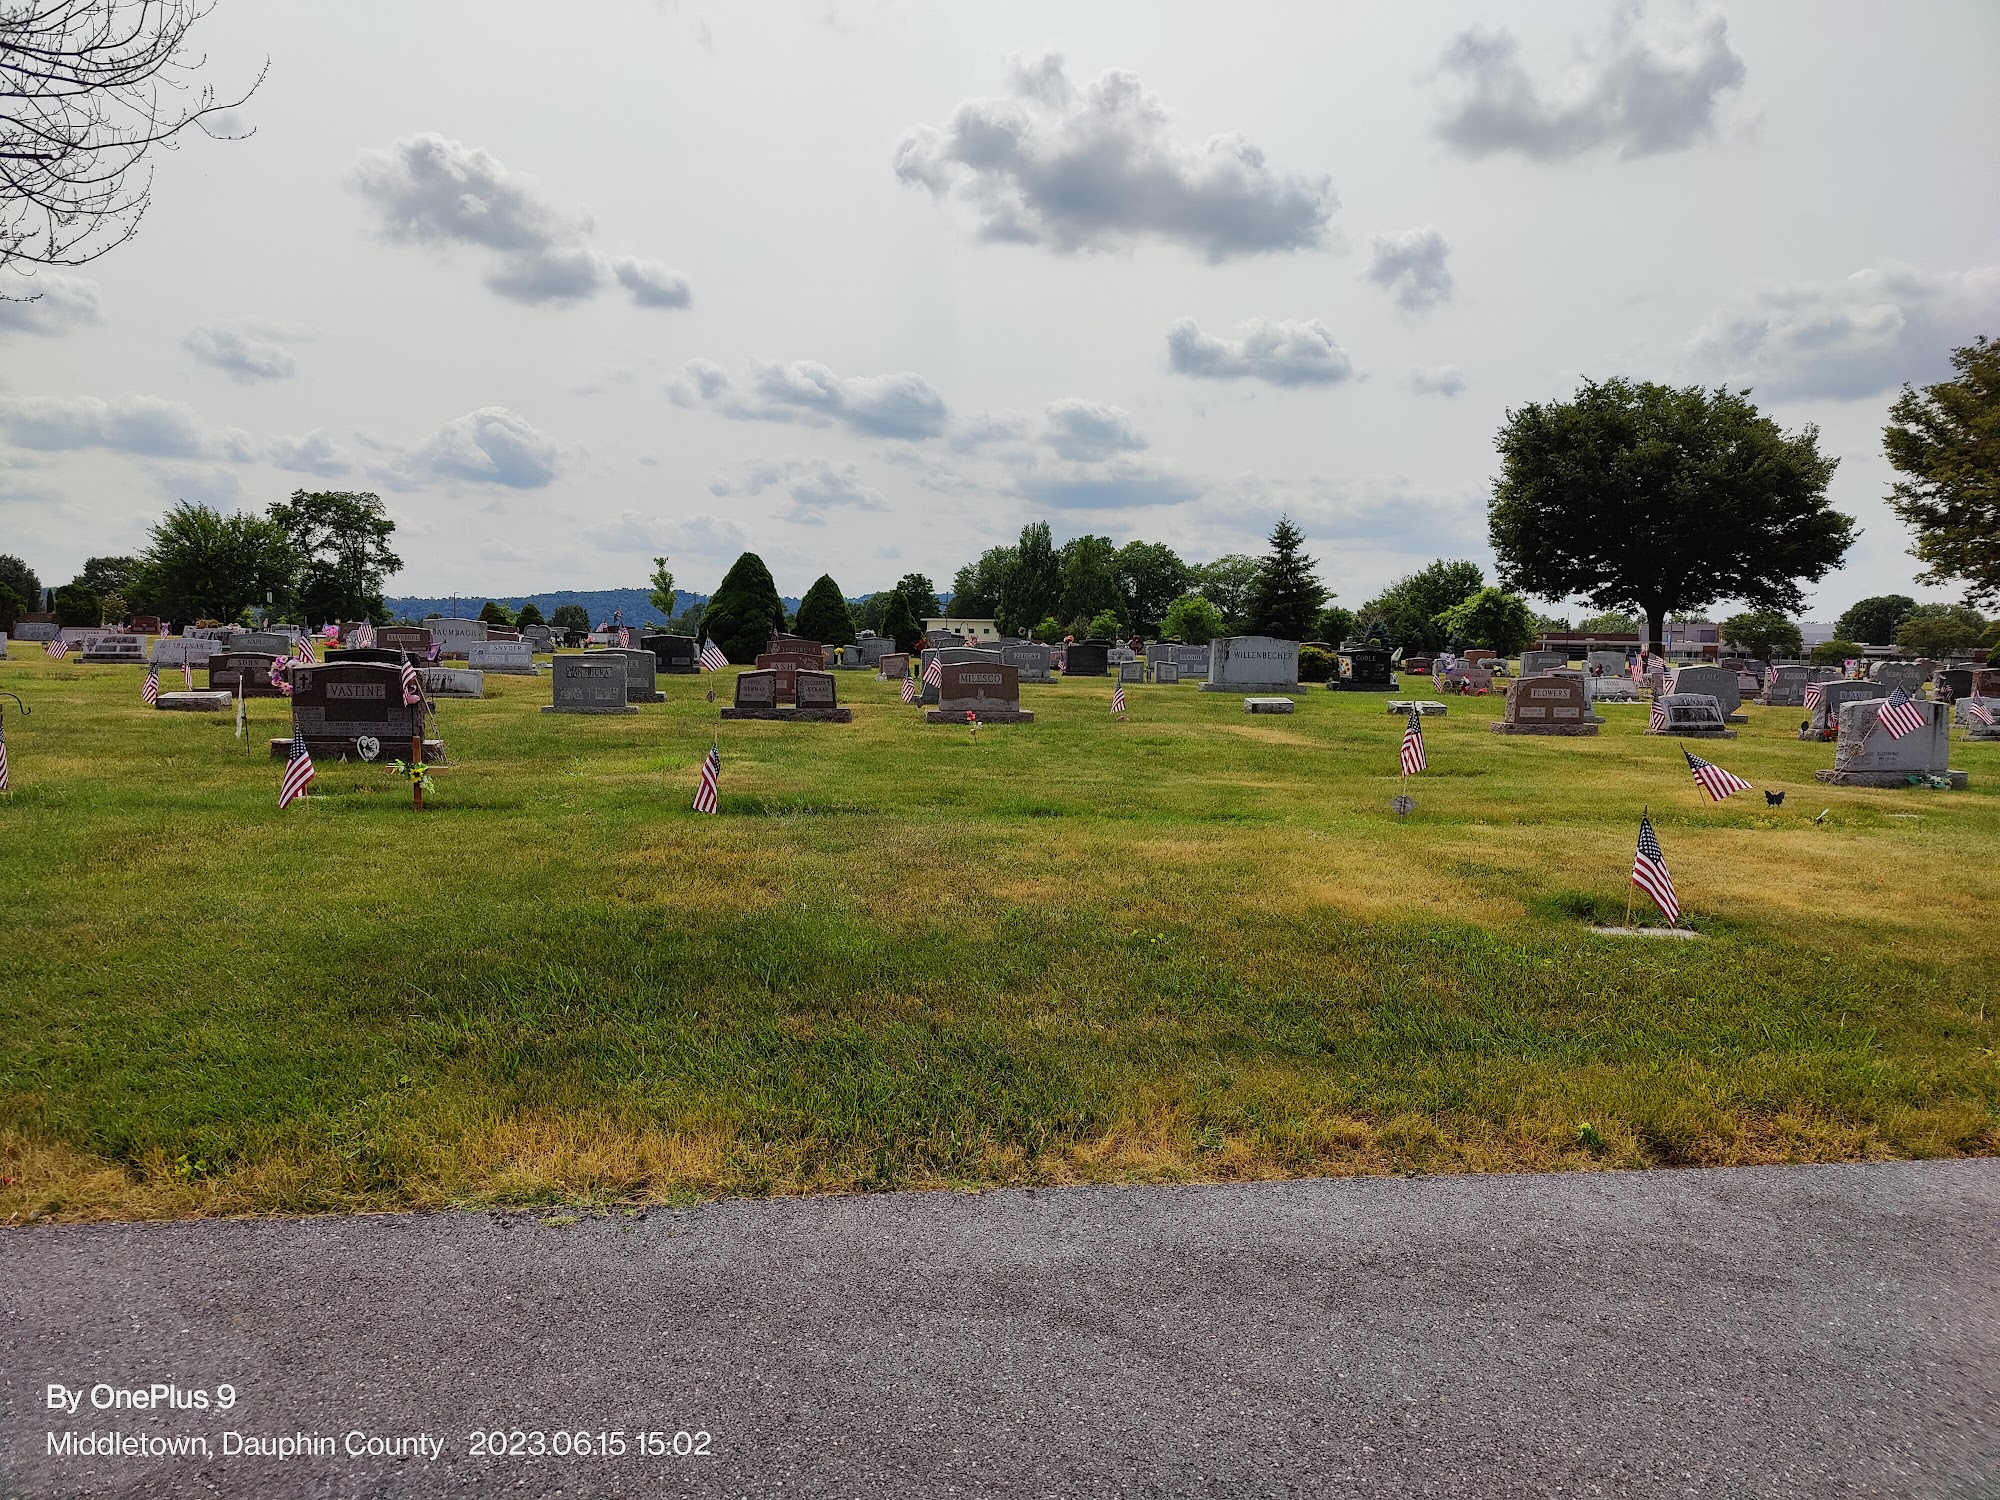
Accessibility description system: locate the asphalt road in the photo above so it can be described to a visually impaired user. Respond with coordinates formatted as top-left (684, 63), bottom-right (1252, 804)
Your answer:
top-left (3, 1161), bottom-right (1996, 1499)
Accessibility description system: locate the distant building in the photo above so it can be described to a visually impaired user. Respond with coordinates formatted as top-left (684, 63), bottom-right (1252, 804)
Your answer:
top-left (923, 616), bottom-right (1002, 643)
top-left (1798, 622), bottom-right (1835, 646)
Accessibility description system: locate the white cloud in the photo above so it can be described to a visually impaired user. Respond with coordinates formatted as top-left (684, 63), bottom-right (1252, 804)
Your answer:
top-left (1365, 229), bottom-right (1453, 312)
top-left (398, 407), bottom-right (570, 487)
top-left (267, 429), bottom-right (351, 476)
top-left (1165, 317), bottom-right (1354, 386)
top-left (713, 456), bottom-right (890, 524)
top-left (894, 52), bottom-right (1335, 260)
top-left (1435, 7), bottom-right (1747, 161)
top-left (1041, 398), bottom-right (1148, 461)
top-left (0, 271), bottom-right (102, 336)
top-left (672, 358), bottom-right (949, 439)
top-left (1011, 454), bottom-right (1201, 510)
top-left (350, 133), bottom-right (689, 309)
top-left (585, 509), bottom-right (749, 556)
top-left (183, 321), bottom-right (302, 382)
top-left (1685, 262), bottom-right (2000, 400)
top-left (1408, 365), bottom-right (1466, 397)
top-left (151, 463), bottom-right (247, 508)
top-left (0, 394), bottom-right (250, 460)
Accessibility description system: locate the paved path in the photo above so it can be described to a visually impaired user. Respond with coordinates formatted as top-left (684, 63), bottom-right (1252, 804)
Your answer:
top-left (3, 1161), bottom-right (1996, 1499)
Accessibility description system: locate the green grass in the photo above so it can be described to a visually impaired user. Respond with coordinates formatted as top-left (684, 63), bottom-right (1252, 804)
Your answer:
top-left (1, 651), bottom-right (1994, 1220)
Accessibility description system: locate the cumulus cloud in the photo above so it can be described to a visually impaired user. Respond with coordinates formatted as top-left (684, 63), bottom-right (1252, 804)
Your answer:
top-left (1365, 229), bottom-right (1453, 312)
top-left (1041, 398), bottom-right (1147, 461)
top-left (183, 321), bottom-right (302, 382)
top-left (1686, 263), bottom-right (2000, 400)
top-left (1435, 8), bottom-right (1746, 161)
top-left (398, 407), bottom-right (569, 487)
top-left (671, 358), bottom-right (948, 439)
top-left (586, 510), bottom-right (750, 555)
top-left (151, 463), bottom-right (246, 508)
top-left (1407, 365), bottom-right (1466, 396)
top-left (267, 429), bottom-right (351, 476)
top-left (1012, 454), bottom-right (1202, 510)
top-left (0, 271), bottom-right (102, 336)
top-left (350, 134), bottom-right (690, 309)
top-left (894, 52), bottom-right (1335, 260)
top-left (712, 456), bottom-right (890, 524)
top-left (1165, 317), bottom-right (1354, 386)
top-left (0, 394), bottom-right (251, 460)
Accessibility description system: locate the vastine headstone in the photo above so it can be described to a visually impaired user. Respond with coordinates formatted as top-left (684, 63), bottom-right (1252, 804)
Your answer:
top-left (279, 660), bottom-right (438, 761)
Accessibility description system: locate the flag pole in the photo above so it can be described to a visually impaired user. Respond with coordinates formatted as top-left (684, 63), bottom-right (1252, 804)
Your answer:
top-left (1625, 805), bottom-right (1641, 929)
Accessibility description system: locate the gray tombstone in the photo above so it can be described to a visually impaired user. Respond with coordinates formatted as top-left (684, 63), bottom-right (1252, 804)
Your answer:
top-left (1491, 674), bottom-right (1597, 735)
top-left (208, 651), bottom-right (285, 698)
top-left (878, 652), bottom-right (910, 680)
top-left (237, 631), bottom-right (295, 658)
top-left (1669, 664), bottom-right (1746, 722)
top-left (1648, 693), bottom-right (1733, 737)
top-left (1171, 644), bottom-right (1209, 678)
top-left (1118, 660), bottom-right (1144, 683)
top-left (468, 641), bottom-right (536, 675)
top-left (1201, 636), bottom-right (1299, 693)
top-left (1815, 697), bottom-right (1964, 787)
top-left (1801, 679), bottom-right (1880, 740)
top-left (1585, 650), bottom-right (1628, 676)
top-left (1244, 697), bottom-right (1295, 714)
top-left (1868, 661), bottom-right (1925, 695)
top-left (1388, 699), bottom-right (1449, 716)
top-left (544, 655), bottom-right (637, 714)
top-left (521, 624), bottom-right (554, 652)
top-left (424, 617), bottom-right (490, 658)
top-left (1145, 642), bottom-right (1174, 669)
top-left (1155, 663), bottom-right (1180, 684)
top-left (13, 615), bottom-right (59, 642)
top-left (598, 647), bottom-right (665, 703)
top-left (855, 634), bottom-right (893, 668)
top-left (150, 636), bottom-right (221, 667)
top-left (1520, 649), bottom-right (1568, 676)
top-left (928, 662), bottom-right (1031, 723)
top-left (420, 666), bottom-right (484, 698)
top-left (1956, 697), bottom-right (2000, 740)
top-left (78, 632), bottom-right (147, 664)
top-left (1764, 666), bottom-right (1811, 706)
top-left (1001, 642), bottom-right (1052, 682)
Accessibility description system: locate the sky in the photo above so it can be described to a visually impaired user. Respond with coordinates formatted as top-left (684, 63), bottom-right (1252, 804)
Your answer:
top-left (4, 0), bottom-right (1997, 620)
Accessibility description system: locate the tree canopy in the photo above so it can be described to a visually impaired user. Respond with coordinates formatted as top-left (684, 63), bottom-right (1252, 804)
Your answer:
top-left (894, 572), bottom-right (941, 621)
top-left (1188, 554), bottom-right (1259, 629)
top-left (703, 552), bottom-right (787, 663)
top-left (550, 603), bottom-right (590, 635)
top-left (0, 555), bottom-right (42, 610)
top-left (134, 502), bottom-right (299, 624)
top-left (951, 547), bottom-right (1015, 619)
top-left (1896, 603), bottom-right (1985, 657)
top-left (1832, 595), bottom-right (1915, 646)
top-left (1161, 593), bottom-right (1223, 645)
top-left (795, 573), bottom-right (857, 646)
top-left (998, 522), bottom-right (1059, 638)
top-left (879, 588), bottom-right (921, 651)
top-left (1057, 535), bottom-right (1122, 631)
top-left (267, 490), bottom-right (401, 624)
top-left (1720, 609), bottom-right (1803, 660)
top-left (649, 557), bottom-right (677, 619)
top-left (1243, 517), bottom-right (1326, 640)
top-left (1359, 559), bottom-right (1484, 653)
top-left (1883, 335), bottom-right (2000, 608)
top-left (1435, 587), bottom-right (1537, 656)
top-left (1489, 378), bottom-right (1852, 653)
top-left (1113, 540), bottom-right (1191, 637)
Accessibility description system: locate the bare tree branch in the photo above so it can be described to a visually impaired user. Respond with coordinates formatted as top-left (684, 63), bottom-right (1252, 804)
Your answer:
top-left (1, 0), bottom-right (265, 270)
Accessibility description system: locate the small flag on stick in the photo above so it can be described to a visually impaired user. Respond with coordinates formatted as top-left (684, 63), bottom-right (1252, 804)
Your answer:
top-left (1400, 708), bottom-right (1427, 774)
top-left (901, 672), bottom-right (918, 703)
top-left (693, 742), bottom-right (720, 814)
top-left (291, 635), bottom-right (317, 663)
top-left (279, 728), bottom-right (316, 809)
top-left (1875, 687), bottom-right (1927, 740)
top-left (1967, 700), bottom-right (1995, 727)
top-left (923, 655), bottom-right (942, 688)
top-left (1111, 682), bottom-right (1126, 715)
top-left (1648, 695), bottom-right (1668, 732)
top-left (400, 656), bottom-right (423, 706)
top-left (0, 719), bottom-right (9, 791)
top-left (1631, 812), bottom-right (1681, 925)
top-left (181, 660), bottom-right (194, 691)
top-left (45, 637), bottom-right (67, 659)
top-left (142, 667), bottom-right (159, 706)
top-left (1683, 747), bottom-right (1752, 801)
top-left (1802, 681), bottom-right (1824, 717)
top-left (699, 637), bottom-right (728, 671)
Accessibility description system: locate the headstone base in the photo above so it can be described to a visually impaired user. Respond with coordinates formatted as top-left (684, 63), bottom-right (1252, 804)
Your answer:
top-left (924, 709), bottom-right (1032, 723)
top-left (1645, 726), bottom-right (1736, 738)
top-left (1387, 700), bottom-right (1448, 716)
top-left (1201, 681), bottom-right (1295, 693)
top-left (1244, 697), bottom-right (1295, 714)
top-left (1812, 768), bottom-right (1967, 789)
top-left (632, 690), bottom-right (667, 703)
top-left (542, 703), bottom-right (638, 715)
top-left (1489, 721), bottom-right (1599, 735)
top-left (1331, 679), bottom-right (1400, 692)
top-left (722, 707), bottom-right (854, 722)
top-left (80, 652), bottom-right (147, 665)
top-left (271, 736), bottom-right (446, 762)
top-left (1724, 712), bottom-right (1748, 725)
top-left (155, 691), bottom-right (233, 712)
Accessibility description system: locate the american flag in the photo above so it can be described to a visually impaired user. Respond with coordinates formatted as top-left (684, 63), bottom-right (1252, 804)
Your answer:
top-left (356, 622), bottom-right (376, 648)
top-left (291, 635), bottom-right (317, 663)
top-left (45, 637), bottom-right (67, 658)
top-left (699, 637), bottom-right (728, 671)
top-left (1631, 813), bottom-right (1680, 925)
top-left (1649, 694), bottom-right (1668, 732)
top-left (1400, 708), bottom-right (1426, 774)
top-left (400, 656), bottom-right (423, 706)
top-left (1684, 747), bottom-right (1752, 801)
top-left (1875, 687), bottom-right (1927, 740)
top-left (692, 742), bottom-right (720, 814)
top-left (900, 671), bottom-right (917, 703)
top-left (142, 666), bottom-right (159, 706)
top-left (1111, 682), bottom-right (1126, 714)
top-left (0, 719), bottom-right (8, 791)
top-left (619, 627), bottom-right (632, 648)
top-left (181, 660), bottom-right (194, 691)
top-left (1967, 700), bottom-right (1995, 727)
top-left (279, 727), bottom-right (316, 809)
top-left (922, 655), bottom-right (942, 688)
top-left (426, 640), bottom-right (442, 663)
top-left (1803, 681), bottom-right (1824, 717)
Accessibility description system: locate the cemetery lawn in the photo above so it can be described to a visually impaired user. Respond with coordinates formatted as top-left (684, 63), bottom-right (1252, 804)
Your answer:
top-left (2, 654), bottom-right (1996, 1223)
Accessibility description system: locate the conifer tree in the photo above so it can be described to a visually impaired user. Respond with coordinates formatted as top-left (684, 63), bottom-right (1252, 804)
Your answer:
top-left (1243, 516), bottom-right (1326, 640)
top-left (795, 573), bottom-right (857, 645)
top-left (702, 552), bottom-right (786, 662)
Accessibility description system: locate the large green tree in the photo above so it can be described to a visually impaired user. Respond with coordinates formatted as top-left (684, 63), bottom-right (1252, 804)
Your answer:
top-left (703, 552), bottom-right (787, 662)
top-left (266, 490), bottom-right (401, 624)
top-left (879, 588), bottom-right (921, 651)
top-left (1359, 559), bottom-right (1485, 653)
top-left (135, 502), bottom-right (300, 623)
top-left (998, 521), bottom-right (1060, 637)
top-left (795, 573), bottom-right (857, 645)
top-left (1435, 587), bottom-right (1537, 656)
top-left (1832, 595), bottom-right (1915, 646)
top-left (1112, 540), bottom-right (1191, 638)
top-left (74, 556), bottom-right (142, 600)
top-left (648, 556), bottom-right (677, 619)
top-left (1058, 535), bottom-right (1122, 631)
top-left (1896, 603), bottom-right (1985, 657)
top-left (0, 555), bottom-right (41, 610)
top-left (1161, 593), bottom-right (1223, 645)
top-left (1189, 554), bottom-right (1260, 629)
top-left (0, 584), bottom-right (23, 633)
top-left (1883, 335), bottom-right (2000, 607)
top-left (1720, 609), bottom-right (1803, 660)
top-left (895, 572), bottom-right (941, 621)
top-left (550, 603), bottom-right (590, 636)
top-left (1489, 378), bottom-right (1852, 654)
top-left (1242, 517), bottom-right (1326, 640)
top-left (1314, 604), bottom-right (1356, 645)
top-left (950, 547), bottom-right (1016, 619)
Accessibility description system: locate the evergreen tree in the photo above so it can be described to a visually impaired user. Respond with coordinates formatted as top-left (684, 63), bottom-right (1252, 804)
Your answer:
top-left (998, 521), bottom-right (1060, 637)
top-left (0, 555), bottom-right (40, 612)
top-left (702, 552), bottom-right (787, 662)
top-left (1243, 516), bottom-right (1326, 640)
top-left (879, 588), bottom-right (922, 651)
top-left (477, 600), bottom-right (513, 626)
top-left (550, 603), bottom-right (590, 636)
top-left (1057, 534), bottom-right (1121, 629)
top-left (514, 602), bottom-right (545, 627)
top-left (795, 573), bottom-right (857, 645)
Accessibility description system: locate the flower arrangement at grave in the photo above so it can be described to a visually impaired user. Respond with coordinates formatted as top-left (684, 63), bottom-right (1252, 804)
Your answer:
top-left (387, 757), bottom-right (433, 795)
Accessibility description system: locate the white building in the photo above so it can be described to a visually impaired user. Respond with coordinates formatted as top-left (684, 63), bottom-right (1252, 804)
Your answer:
top-left (923, 616), bottom-right (1003, 643)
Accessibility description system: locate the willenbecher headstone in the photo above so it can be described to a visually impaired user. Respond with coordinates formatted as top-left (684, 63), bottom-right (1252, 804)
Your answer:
top-left (1201, 636), bottom-right (1299, 693)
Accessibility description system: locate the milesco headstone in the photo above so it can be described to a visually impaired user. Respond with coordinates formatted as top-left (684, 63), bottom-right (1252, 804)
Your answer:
top-left (929, 661), bottom-right (1031, 723)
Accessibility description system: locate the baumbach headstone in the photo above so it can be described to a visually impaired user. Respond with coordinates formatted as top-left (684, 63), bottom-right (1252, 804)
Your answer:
top-left (1669, 664), bottom-right (1747, 723)
top-left (1815, 698), bottom-right (1964, 788)
top-left (469, 641), bottom-right (536, 675)
top-left (1646, 693), bottom-right (1734, 738)
top-left (928, 661), bottom-right (1031, 723)
top-left (208, 651), bottom-right (285, 699)
top-left (425, 618), bottom-right (489, 659)
top-left (277, 660), bottom-right (440, 762)
top-left (1491, 674), bottom-right (1597, 735)
top-left (1801, 679), bottom-right (1879, 741)
top-left (1063, 641), bottom-right (1109, 676)
top-left (543, 655), bottom-right (636, 714)
top-left (1200, 636), bottom-right (1299, 693)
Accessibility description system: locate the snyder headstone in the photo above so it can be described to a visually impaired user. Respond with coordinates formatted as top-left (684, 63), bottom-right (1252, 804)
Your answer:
top-left (1802, 679), bottom-right (1879, 740)
top-left (1063, 641), bottom-right (1109, 676)
top-left (929, 661), bottom-right (1031, 722)
top-left (1648, 693), bottom-right (1733, 737)
top-left (1815, 697), bottom-right (1962, 787)
top-left (1491, 673), bottom-right (1597, 735)
top-left (208, 651), bottom-right (284, 698)
top-left (469, 641), bottom-right (536, 675)
top-left (544, 654), bottom-right (636, 714)
top-left (1669, 664), bottom-right (1747, 722)
top-left (1201, 636), bottom-right (1299, 693)
top-left (281, 660), bottom-right (437, 761)
top-left (1001, 642), bottom-right (1052, 682)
